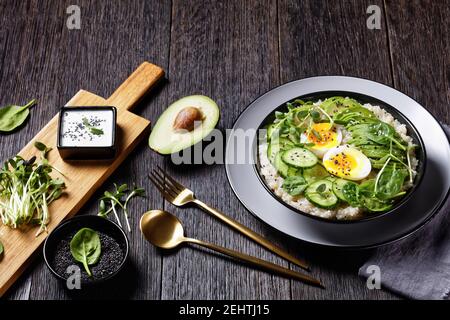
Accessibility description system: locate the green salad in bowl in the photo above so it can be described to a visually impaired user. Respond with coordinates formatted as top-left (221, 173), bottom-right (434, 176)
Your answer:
top-left (258, 96), bottom-right (423, 221)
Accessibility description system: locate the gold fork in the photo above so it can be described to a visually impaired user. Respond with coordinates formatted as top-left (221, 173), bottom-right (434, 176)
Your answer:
top-left (148, 166), bottom-right (309, 270)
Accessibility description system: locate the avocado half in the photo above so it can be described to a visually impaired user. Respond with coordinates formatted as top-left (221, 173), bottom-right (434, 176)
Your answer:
top-left (148, 95), bottom-right (220, 154)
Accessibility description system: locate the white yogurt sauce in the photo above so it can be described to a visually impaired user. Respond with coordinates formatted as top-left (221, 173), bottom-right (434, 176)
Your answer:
top-left (60, 109), bottom-right (114, 147)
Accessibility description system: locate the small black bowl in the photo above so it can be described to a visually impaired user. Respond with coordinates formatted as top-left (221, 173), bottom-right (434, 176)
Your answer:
top-left (43, 215), bottom-right (129, 286)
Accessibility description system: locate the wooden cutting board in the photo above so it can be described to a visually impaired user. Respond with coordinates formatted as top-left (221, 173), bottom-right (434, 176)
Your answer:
top-left (0, 61), bottom-right (164, 297)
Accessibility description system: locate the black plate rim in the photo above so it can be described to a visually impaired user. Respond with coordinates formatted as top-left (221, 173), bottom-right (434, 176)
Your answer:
top-left (224, 75), bottom-right (450, 249)
top-left (252, 90), bottom-right (427, 224)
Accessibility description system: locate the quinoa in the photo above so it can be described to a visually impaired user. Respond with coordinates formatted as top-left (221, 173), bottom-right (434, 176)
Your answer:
top-left (258, 101), bottom-right (418, 220)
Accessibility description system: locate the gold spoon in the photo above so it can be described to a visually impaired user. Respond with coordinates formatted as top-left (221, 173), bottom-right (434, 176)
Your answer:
top-left (140, 210), bottom-right (324, 288)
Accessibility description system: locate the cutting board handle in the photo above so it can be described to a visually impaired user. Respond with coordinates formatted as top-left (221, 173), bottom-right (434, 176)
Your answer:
top-left (107, 61), bottom-right (165, 111)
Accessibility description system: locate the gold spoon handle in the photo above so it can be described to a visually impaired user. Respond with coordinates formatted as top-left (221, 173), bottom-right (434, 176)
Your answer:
top-left (193, 199), bottom-right (308, 270)
top-left (185, 237), bottom-right (323, 288)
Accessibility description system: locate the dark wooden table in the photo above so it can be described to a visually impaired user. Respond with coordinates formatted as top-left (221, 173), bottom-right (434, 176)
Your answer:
top-left (1, 0), bottom-right (448, 300)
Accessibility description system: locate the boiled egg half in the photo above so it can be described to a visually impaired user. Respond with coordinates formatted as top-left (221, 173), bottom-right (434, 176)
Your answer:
top-left (300, 123), bottom-right (342, 158)
top-left (323, 145), bottom-right (372, 181)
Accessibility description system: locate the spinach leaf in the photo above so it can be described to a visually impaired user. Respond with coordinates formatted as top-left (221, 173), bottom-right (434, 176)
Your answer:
top-left (375, 165), bottom-right (408, 199)
top-left (70, 228), bottom-right (101, 277)
top-left (363, 197), bottom-right (393, 212)
top-left (359, 179), bottom-right (376, 196)
top-left (342, 182), bottom-right (361, 207)
top-left (282, 176), bottom-right (308, 196)
top-left (0, 100), bottom-right (36, 132)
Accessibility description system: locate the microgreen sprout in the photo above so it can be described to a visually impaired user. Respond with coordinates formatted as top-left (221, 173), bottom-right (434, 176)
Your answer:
top-left (98, 183), bottom-right (145, 232)
top-left (0, 142), bottom-right (65, 236)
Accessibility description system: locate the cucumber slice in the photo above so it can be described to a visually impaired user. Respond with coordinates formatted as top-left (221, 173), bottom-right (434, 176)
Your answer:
top-left (282, 147), bottom-right (317, 168)
top-left (267, 142), bottom-right (280, 163)
top-left (267, 124), bottom-right (276, 140)
top-left (278, 137), bottom-right (295, 149)
top-left (332, 178), bottom-right (352, 201)
top-left (305, 180), bottom-right (338, 209)
top-left (274, 152), bottom-right (290, 178)
top-left (267, 138), bottom-right (294, 163)
top-left (303, 164), bottom-right (329, 184)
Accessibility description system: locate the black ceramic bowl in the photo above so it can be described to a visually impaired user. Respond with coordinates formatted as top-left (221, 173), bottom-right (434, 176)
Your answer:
top-left (43, 215), bottom-right (129, 286)
top-left (255, 91), bottom-right (427, 223)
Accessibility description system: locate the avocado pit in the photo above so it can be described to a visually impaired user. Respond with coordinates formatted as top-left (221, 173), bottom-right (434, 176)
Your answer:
top-left (173, 106), bottom-right (204, 132)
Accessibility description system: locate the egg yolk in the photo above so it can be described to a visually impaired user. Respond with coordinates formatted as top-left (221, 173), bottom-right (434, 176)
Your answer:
top-left (324, 151), bottom-right (357, 178)
top-left (307, 123), bottom-right (338, 146)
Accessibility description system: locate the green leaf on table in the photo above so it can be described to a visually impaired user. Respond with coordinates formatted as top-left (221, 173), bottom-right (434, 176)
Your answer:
top-left (70, 228), bottom-right (101, 277)
top-left (0, 100), bottom-right (36, 132)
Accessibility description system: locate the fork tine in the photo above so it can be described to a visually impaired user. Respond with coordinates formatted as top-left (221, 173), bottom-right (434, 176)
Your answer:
top-left (151, 170), bottom-right (179, 198)
top-left (153, 169), bottom-right (181, 196)
top-left (156, 165), bottom-right (184, 191)
top-left (148, 174), bottom-right (167, 196)
top-left (148, 174), bottom-right (175, 201)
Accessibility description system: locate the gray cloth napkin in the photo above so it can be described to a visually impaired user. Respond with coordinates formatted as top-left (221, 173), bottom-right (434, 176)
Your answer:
top-left (359, 124), bottom-right (450, 300)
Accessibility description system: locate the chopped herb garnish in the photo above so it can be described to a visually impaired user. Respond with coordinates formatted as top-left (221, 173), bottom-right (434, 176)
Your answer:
top-left (311, 129), bottom-right (322, 141)
top-left (82, 117), bottom-right (104, 136)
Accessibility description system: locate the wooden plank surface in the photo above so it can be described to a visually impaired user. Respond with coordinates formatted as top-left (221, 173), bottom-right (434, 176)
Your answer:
top-left (0, 61), bottom-right (164, 297)
top-left (0, 0), bottom-right (448, 300)
top-left (0, 0), bottom-right (171, 299)
top-left (278, 0), bottom-right (396, 299)
top-left (384, 0), bottom-right (449, 123)
top-left (161, 0), bottom-right (289, 300)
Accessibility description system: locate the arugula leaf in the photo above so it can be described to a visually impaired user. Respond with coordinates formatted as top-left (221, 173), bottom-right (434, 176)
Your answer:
top-left (70, 228), bottom-right (101, 277)
top-left (282, 176), bottom-right (308, 196)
